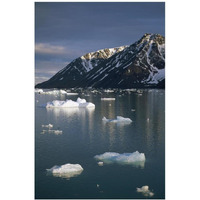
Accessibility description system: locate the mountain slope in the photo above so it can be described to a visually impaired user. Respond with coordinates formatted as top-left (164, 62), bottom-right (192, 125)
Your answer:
top-left (36, 33), bottom-right (165, 89)
top-left (36, 46), bottom-right (127, 88)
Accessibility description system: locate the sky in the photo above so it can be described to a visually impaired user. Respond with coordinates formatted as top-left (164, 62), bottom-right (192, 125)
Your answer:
top-left (35, 2), bottom-right (165, 84)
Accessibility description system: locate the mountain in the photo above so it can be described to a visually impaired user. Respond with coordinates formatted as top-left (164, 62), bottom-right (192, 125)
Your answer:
top-left (36, 33), bottom-right (165, 89)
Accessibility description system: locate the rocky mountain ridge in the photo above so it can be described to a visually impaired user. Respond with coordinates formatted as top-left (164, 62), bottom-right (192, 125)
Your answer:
top-left (36, 33), bottom-right (165, 89)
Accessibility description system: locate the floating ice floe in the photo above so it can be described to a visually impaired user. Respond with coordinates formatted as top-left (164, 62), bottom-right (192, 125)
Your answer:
top-left (104, 89), bottom-right (114, 93)
top-left (45, 97), bottom-right (95, 108)
top-left (41, 89), bottom-right (67, 95)
top-left (136, 185), bottom-right (154, 197)
top-left (102, 116), bottom-right (132, 123)
top-left (47, 163), bottom-right (83, 179)
top-left (42, 124), bottom-right (53, 128)
top-left (97, 162), bottom-right (104, 166)
top-left (35, 89), bottom-right (43, 93)
top-left (41, 129), bottom-right (63, 135)
top-left (94, 151), bottom-right (145, 167)
top-left (101, 98), bottom-right (115, 101)
top-left (66, 92), bottom-right (79, 95)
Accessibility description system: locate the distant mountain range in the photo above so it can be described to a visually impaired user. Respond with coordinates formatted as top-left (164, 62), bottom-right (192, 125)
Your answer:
top-left (35, 33), bottom-right (165, 89)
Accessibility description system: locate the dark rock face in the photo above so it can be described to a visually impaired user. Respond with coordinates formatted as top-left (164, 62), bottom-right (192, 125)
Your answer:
top-left (36, 33), bottom-right (165, 89)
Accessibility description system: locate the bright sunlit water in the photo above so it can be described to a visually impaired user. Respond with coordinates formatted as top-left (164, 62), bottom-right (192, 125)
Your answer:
top-left (35, 89), bottom-right (165, 199)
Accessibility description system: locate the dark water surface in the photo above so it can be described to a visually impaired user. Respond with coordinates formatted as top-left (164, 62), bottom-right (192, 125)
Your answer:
top-left (35, 89), bottom-right (165, 199)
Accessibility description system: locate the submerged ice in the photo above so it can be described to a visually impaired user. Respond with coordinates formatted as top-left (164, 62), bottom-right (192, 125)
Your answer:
top-left (47, 163), bottom-right (83, 179)
top-left (94, 151), bottom-right (145, 167)
top-left (102, 116), bottom-right (132, 123)
top-left (45, 97), bottom-right (95, 108)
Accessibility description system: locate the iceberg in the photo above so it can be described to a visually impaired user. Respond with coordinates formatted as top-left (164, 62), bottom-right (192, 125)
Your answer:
top-left (45, 97), bottom-right (95, 108)
top-left (136, 185), bottom-right (154, 197)
top-left (94, 151), bottom-right (145, 167)
top-left (47, 163), bottom-right (83, 179)
top-left (46, 100), bottom-right (79, 108)
top-left (102, 116), bottom-right (132, 123)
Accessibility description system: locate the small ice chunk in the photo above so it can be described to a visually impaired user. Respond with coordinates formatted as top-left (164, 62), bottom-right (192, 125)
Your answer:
top-left (136, 185), bottom-right (154, 197)
top-left (47, 163), bottom-right (83, 179)
top-left (97, 161), bottom-right (104, 166)
top-left (53, 130), bottom-right (63, 135)
top-left (77, 97), bottom-right (87, 104)
top-left (35, 89), bottom-right (43, 93)
top-left (101, 98), bottom-right (115, 100)
top-left (102, 116), bottom-right (132, 123)
top-left (42, 124), bottom-right (53, 128)
top-left (60, 89), bottom-right (67, 94)
top-left (66, 92), bottom-right (79, 95)
top-left (94, 151), bottom-right (145, 167)
top-left (41, 129), bottom-right (62, 135)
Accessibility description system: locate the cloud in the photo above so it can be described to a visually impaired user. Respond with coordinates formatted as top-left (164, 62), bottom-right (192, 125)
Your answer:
top-left (35, 43), bottom-right (66, 55)
top-left (35, 60), bottom-right (70, 84)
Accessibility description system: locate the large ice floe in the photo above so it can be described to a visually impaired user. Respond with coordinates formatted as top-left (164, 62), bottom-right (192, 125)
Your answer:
top-left (45, 97), bottom-right (95, 108)
top-left (94, 151), bottom-right (145, 167)
top-left (47, 163), bottom-right (83, 179)
top-left (102, 116), bottom-right (132, 124)
top-left (136, 185), bottom-right (154, 197)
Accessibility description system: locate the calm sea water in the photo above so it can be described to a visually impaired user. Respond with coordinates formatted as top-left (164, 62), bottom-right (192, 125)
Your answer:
top-left (35, 89), bottom-right (165, 199)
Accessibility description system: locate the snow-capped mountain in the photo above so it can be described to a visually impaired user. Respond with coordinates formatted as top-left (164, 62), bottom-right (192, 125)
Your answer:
top-left (36, 33), bottom-right (165, 89)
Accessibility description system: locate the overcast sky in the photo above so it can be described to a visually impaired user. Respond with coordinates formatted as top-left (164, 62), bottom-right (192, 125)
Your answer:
top-left (35, 2), bottom-right (165, 84)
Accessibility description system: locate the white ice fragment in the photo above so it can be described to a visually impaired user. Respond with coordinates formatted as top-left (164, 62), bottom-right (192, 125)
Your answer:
top-left (53, 130), bottom-right (63, 135)
top-left (101, 98), bottom-right (115, 101)
top-left (94, 151), bottom-right (145, 167)
top-left (42, 124), bottom-right (53, 128)
top-left (42, 90), bottom-right (63, 95)
top-left (45, 97), bottom-right (95, 108)
top-left (97, 162), bottom-right (104, 166)
top-left (47, 163), bottom-right (83, 179)
top-left (104, 89), bottom-right (114, 93)
top-left (77, 97), bottom-right (87, 104)
top-left (136, 185), bottom-right (154, 197)
top-left (46, 100), bottom-right (79, 108)
top-left (102, 116), bottom-right (132, 123)
top-left (66, 92), bottom-right (79, 95)
top-left (35, 89), bottom-right (43, 93)
top-left (41, 129), bottom-right (63, 135)
top-left (60, 89), bottom-right (67, 94)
